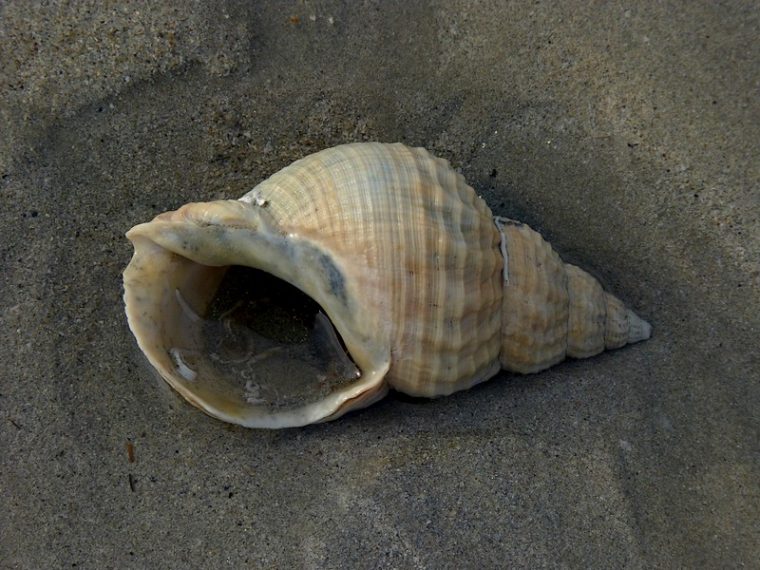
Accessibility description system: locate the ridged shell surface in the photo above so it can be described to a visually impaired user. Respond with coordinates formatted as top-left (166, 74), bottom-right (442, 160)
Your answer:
top-left (496, 217), bottom-right (651, 373)
top-left (244, 143), bottom-right (504, 397)
top-left (124, 142), bottom-right (651, 428)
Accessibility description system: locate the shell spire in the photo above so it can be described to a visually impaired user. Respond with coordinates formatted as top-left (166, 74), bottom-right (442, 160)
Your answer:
top-left (495, 217), bottom-right (651, 374)
top-left (123, 142), bottom-right (651, 428)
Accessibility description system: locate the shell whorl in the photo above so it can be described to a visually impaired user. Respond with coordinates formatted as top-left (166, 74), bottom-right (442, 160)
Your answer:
top-left (496, 217), bottom-right (651, 374)
top-left (245, 143), bottom-right (504, 398)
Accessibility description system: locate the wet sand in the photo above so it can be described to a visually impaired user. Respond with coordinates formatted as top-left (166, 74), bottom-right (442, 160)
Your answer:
top-left (1, 2), bottom-right (758, 567)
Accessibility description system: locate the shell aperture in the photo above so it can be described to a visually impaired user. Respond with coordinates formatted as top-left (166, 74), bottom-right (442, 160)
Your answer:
top-left (168, 266), bottom-right (361, 411)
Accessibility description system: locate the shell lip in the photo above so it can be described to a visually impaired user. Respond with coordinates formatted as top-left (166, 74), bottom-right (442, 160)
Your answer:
top-left (162, 356), bottom-right (392, 429)
top-left (123, 201), bottom-right (393, 429)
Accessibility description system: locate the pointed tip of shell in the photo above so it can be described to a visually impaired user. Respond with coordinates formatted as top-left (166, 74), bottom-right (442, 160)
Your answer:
top-left (626, 309), bottom-right (652, 344)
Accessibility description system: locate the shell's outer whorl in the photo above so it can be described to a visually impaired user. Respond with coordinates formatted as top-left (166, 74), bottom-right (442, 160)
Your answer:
top-left (245, 143), bottom-right (504, 397)
top-left (124, 142), bottom-right (505, 427)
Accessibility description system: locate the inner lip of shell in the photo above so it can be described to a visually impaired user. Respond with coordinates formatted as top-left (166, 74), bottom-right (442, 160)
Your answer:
top-left (168, 263), bottom-right (362, 411)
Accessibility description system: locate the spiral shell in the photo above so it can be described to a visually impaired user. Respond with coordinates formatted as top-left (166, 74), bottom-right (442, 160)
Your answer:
top-left (123, 143), bottom-right (651, 428)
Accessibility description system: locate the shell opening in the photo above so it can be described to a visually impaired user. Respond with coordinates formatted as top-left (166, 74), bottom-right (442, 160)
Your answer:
top-left (124, 201), bottom-right (393, 428)
top-left (164, 263), bottom-right (364, 413)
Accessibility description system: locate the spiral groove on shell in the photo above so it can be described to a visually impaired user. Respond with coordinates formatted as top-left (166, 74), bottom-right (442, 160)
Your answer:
top-left (123, 142), bottom-right (651, 428)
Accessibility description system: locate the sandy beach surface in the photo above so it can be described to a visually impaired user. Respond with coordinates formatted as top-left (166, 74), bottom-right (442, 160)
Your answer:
top-left (1, 2), bottom-right (758, 567)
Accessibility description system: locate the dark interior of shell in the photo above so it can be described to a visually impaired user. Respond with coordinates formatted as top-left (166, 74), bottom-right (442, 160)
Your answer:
top-left (170, 265), bottom-right (360, 410)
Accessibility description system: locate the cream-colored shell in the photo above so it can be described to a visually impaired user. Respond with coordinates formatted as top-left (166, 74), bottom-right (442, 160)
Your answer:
top-left (123, 142), bottom-right (651, 428)
top-left (495, 218), bottom-right (650, 372)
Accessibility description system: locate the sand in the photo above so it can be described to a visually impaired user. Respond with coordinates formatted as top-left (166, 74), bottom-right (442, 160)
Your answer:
top-left (1, 2), bottom-right (758, 567)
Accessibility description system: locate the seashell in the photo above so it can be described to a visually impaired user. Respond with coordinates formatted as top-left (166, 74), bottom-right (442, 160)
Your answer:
top-left (123, 143), bottom-right (651, 428)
